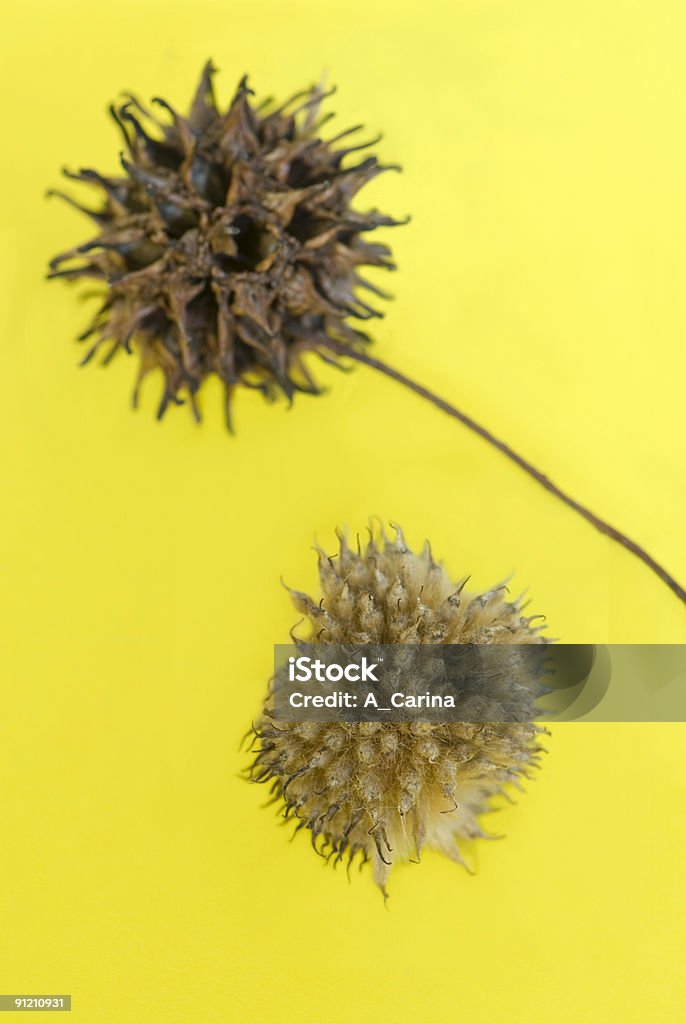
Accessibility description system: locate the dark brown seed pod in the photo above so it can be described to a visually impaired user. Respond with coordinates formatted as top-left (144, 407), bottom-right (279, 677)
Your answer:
top-left (248, 526), bottom-right (548, 895)
top-left (48, 62), bottom-right (402, 424)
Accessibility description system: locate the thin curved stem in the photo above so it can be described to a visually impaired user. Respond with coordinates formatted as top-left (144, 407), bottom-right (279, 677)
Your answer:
top-left (324, 339), bottom-right (686, 606)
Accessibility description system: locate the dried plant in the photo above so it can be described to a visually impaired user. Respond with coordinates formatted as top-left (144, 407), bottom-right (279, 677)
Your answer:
top-left (248, 526), bottom-right (547, 895)
top-left (48, 62), bottom-right (401, 419)
top-left (48, 63), bottom-right (685, 607)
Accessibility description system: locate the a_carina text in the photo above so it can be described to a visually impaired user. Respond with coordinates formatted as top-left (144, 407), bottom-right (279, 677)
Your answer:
top-left (364, 692), bottom-right (457, 709)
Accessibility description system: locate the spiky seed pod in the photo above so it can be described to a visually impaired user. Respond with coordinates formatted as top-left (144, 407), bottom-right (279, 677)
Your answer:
top-left (249, 527), bottom-right (548, 894)
top-left (48, 62), bottom-right (402, 423)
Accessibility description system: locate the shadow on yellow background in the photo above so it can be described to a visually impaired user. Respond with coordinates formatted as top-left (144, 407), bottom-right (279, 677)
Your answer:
top-left (1, 1), bottom-right (685, 1021)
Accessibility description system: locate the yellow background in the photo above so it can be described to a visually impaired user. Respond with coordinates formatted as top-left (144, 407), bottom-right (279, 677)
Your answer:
top-left (2, 1), bottom-right (685, 1021)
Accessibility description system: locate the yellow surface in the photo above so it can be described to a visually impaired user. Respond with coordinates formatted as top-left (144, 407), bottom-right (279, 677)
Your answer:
top-left (1, 1), bottom-right (685, 1021)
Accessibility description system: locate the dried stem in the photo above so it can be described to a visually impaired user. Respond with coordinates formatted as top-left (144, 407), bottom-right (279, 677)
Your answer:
top-left (324, 339), bottom-right (686, 606)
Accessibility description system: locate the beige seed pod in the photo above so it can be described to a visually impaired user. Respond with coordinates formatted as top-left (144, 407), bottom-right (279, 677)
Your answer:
top-left (248, 526), bottom-right (548, 895)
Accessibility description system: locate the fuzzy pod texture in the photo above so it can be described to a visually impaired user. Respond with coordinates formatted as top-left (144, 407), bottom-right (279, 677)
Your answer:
top-left (48, 62), bottom-right (402, 423)
top-left (249, 527), bottom-right (548, 893)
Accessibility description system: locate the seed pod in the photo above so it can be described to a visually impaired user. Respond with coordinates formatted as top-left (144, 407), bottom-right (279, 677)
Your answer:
top-left (249, 526), bottom-right (548, 894)
top-left (48, 63), bottom-right (401, 423)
